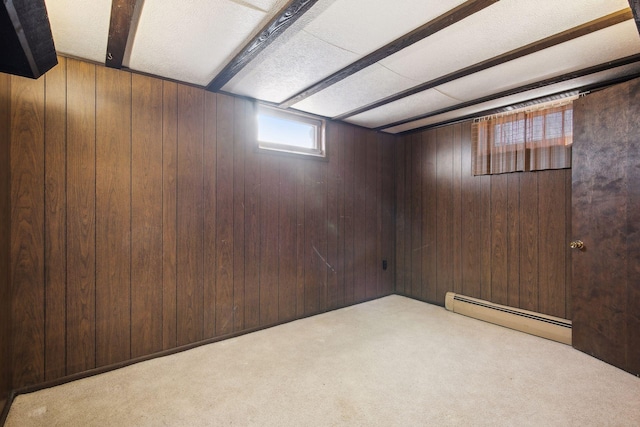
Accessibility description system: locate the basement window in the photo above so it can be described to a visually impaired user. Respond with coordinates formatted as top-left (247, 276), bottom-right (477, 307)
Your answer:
top-left (256, 105), bottom-right (325, 158)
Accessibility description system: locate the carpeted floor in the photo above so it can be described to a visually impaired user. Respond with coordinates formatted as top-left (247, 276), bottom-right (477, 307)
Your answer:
top-left (6, 295), bottom-right (640, 426)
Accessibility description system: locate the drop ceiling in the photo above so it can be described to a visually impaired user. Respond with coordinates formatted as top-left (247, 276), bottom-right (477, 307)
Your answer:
top-left (44, 0), bottom-right (640, 133)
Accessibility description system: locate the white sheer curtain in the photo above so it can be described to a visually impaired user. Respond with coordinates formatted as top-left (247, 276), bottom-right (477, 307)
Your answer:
top-left (472, 102), bottom-right (573, 175)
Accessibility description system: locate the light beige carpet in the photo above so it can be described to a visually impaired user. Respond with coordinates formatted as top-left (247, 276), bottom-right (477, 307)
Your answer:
top-left (6, 295), bottom-right (640, 426)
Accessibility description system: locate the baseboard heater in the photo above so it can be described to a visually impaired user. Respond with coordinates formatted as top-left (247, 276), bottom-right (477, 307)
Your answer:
top-left (444, 292), bottom-right (572, 345)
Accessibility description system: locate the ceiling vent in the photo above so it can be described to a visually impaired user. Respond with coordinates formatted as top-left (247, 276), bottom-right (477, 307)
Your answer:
top-left (0, 0), bottom-right (57, 79)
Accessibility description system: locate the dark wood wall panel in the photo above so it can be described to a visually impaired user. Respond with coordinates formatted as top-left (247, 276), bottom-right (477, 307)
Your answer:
top-left (519, 173), bottom-right (539, 312)
top-left (8, 59), bottom-right (396, 389)
top-left (44, 58), bottom-right (67, 381)
top-left (203, 91), bottom-right (218, 340)
top-left (176, 85), bottom-right (204, 346)
top-left (11, 74), bottom-right (46, 387)
top-left (95, 67), bottom-right (132, 367)
top-left (65, 59), bottom-right (97, 376)
top-left (397, 121), bottom-right (572, 318)
top-left (161, 82), bottom-right (178, 350)
top-left (131, 74), bottom-right (164, 358)
top-left (436, 127), bottom-right (454, 304)
top-left (0, 72), bottom-right (12, 414)
top-left (215, 94), bottom-right (235, 337)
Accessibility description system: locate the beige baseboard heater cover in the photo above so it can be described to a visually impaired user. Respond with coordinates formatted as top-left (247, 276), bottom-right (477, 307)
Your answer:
top-left (445, 292), bottom-right (572, 345)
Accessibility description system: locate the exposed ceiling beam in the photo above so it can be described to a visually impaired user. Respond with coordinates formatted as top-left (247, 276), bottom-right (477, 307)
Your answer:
top-left (630, 0), bottom-right (640, 34)
top-left (395, 72), bottom-right (640, 135)
top-left (206, 0), bottom-right (320, 92)
top-left (376, 53), bottom-right (640, 131)
top-left (334, 8), bottom-right (634, 121)
top-left (277, 0), bottom-right (499, 109)
top-left (105, 0), bottom-right (142, 69)
top-left (0, 0), bottom-right (57, 79)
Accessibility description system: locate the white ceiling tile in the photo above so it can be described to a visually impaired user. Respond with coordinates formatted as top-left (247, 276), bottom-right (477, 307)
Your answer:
top-left (437, 22), bottom-right (640, 101)
top-left (382, 63), bottom-right (640, 133)
top-left (344, 89), bottom-right (460, 128)
top-left (380, 0), bottom-right (632, 83)
top-left (291, 64), bottom-right (418, 118)
top-left (128, 0), bottom-right (271, 85)
top-left (44, 0), bottom-right (112, 63)
top-left (234, 0), bottom-right (289, 12)
top-left (222, 30), bottom-right (360, 103)
top-left (223, 0), bottom-right (467, 106)
top-left (304, 0), bottom-right (467, 55)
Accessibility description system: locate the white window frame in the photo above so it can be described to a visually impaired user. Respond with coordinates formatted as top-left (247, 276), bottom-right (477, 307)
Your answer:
top-left (255, 104), bottom-right (326, 158)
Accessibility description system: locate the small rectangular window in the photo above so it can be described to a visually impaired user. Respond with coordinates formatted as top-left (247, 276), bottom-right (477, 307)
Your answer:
top-left (256, 104), bottom-right (325, 158)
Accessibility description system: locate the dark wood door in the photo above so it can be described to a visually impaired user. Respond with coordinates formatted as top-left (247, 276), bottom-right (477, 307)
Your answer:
top-left (571, 77), bottom-right (640, 376)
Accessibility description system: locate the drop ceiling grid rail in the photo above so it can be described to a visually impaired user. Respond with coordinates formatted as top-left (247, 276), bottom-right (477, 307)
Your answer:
top-left (335, 9), bottom-right (634, 121)
top-left (278, 0), bottom-right (499, 108)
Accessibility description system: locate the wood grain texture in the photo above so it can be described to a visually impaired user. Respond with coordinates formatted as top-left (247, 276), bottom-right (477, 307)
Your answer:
top-left (451, 125), bottom-right (463, 295)
top-left (626, 77), bottom-right (640, 375)
top-left (278, 156), bottom-right (298, 322)
top-left (343, 127), bottom-right (355, 305)
top-left (507, 173), bottom-right (521, 308)
top-left (519, 173), bottom-right (539, 312)
top-left (176, 84), bottom-right (204, 346)
top-left (572, 78), bottom-right (640, 375)
top-left (11, 74), bottom-right (46, 387)
top-left (216, 95), bottom-right (234, 335)
top-left (365, 131), bottom-right (379, 299)
top-left (259, 154), bottom-right (280, 325)
top-left (131, 73), bottom-right (163, 357)
top-left (233, 98), bottom-right (246, 331)
top-left (479, 175), bottom-right (492, 301)
top-left (398, 121), bottom-right (571, 316)
top-left (409, 134), bottom-right (422, 299)
top-left (162, 81), bottom-right (178, 350)
top-left (65, 58), bottom-right (96, 376)
top-left (243, 102), bottom-right (261, 329)
top-left (460, 128), bottom-right (481, 299)
top-left (380, 135), bottom-right (396, 295)
top-left (95, 66), bottom-right (132, 367)
top-left (44, 58), bottom-right (67, 381)
top-left (490, 174), bottom-right (508, 306)
top-left (538, 170), bottom-right (567, 318)
top-left (8, 58), bottom-right (396, 389)
top-left (394, 138), bottom-right (406, 295)
top-left (436, 126), bottom-right (454, 303)
top-left (215, 94), bottom-right (235, 336)
top-left (353, 129), bottom-right (367, 302)
top-left (422, 130), bottom-right (436, 302)
top-left (0, 72), bottom-right (12, 410)
top-left (326, 124), bottom-right (340, 309)
top-left (203, 91), bottom-right (217, 339)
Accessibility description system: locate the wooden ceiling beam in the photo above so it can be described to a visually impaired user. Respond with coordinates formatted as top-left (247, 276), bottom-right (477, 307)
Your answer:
top-left (278, 0), bottom-right (499, 109)
top-left (206, 0), bottom-right (320, 92)
top-left (395, 72), bottom-right (640, 135)
top-left (376, 53), bottom-right (640, 131)
top-left (334, 8), bottom-right (634, 121)
top-left (630, 0), bottom-right (640, 35)
top-left (105, 0), bottom-right (143, 69)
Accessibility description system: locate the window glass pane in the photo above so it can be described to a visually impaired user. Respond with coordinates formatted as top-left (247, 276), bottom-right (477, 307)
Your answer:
top-left (564, 109), bottom-right (573, 137)
top-left (257, 113), bottom-right (316, 149)
top-left (545, 112), bottom-right (564, 139)
top-left (529, 116), bottom-right (544, 141)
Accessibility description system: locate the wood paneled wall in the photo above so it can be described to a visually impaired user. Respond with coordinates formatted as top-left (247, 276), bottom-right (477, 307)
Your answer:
top-left (0, 73), bottom-right (12, 418)
top-left (9, 57), bottom-right (396, 389)
top-left (396, 122), bottom-right (572, 319)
